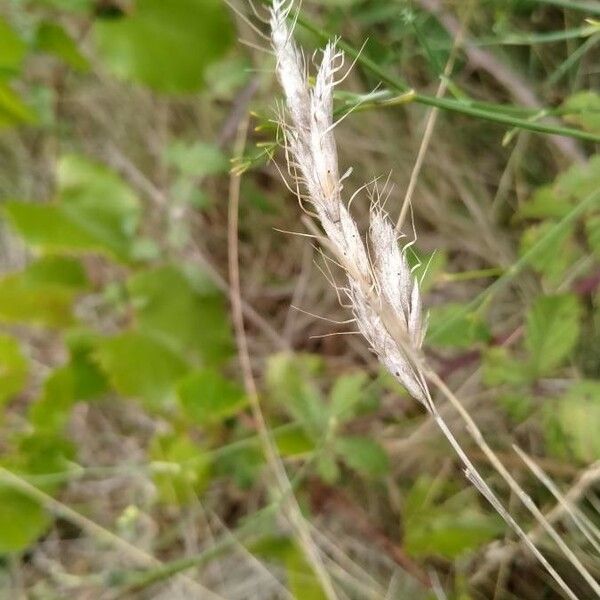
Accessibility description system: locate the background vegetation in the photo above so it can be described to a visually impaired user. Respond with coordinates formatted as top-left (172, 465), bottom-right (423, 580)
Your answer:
top-left (0, 0), bottom-right (599, 598)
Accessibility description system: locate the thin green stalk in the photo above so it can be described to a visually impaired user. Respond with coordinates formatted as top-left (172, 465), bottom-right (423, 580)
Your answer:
top-left (295, 13), bottom-right (600, 143)
top-left (528, 0), bottom-right (600, 16)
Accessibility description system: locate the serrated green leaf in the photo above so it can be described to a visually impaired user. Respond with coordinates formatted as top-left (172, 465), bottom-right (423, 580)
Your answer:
top-left (0, 334), bottom-right (27, 406)
top-left (517, 185), bottom-right (572, 220)
top-left (164, 140), bottom-right (228, 177)
top-left (483, 347), bottom-right (530, 386)
top-left (265, 353), bottom-right (326, 439)
top-left (562, 91), bottom-right (600, 134)
top-left (0, 257), bottom-right (88, 327)
top-left (525, 294), bottom-right (581, 377)
top-left (128, 265), bottom-right (233, 364)
top-left (545, 381), bottom-right (600, 463)
top-left (5, 155), bottom-right (140, 260)
top-left (93, 0), bottom-right (233, 93)
top-left (177, 369), bottom-right (247, 425)
top-left (496, 392), bottom-right (532, 423)
top-left (427, 303), bottom-right (490, 348)
top-left (0, 487), bottom-right (50, 554)
top-left (150, 433), bottom-right (211, 504)
top-left (328, 371), bottom-right (369, 423)
top-left (95, 332), bottom-right (188, 409)
top-left (404, 477), bottom-right (502, 559)
top-left (554, 155), bottom-right (600, 201)
top-left (333, 436), bottom-right (389, 478)
top-left (519, 222), bottom-right (579, 285)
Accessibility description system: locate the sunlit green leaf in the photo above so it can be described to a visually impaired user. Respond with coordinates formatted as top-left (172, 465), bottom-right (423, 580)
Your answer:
top-left (93, 0), bottom-right (234, 93)
top-left (562, 91), bottom-right (600, 134)
top-left (519, 222), bottom-right (579, 284)
top-left (5, 155), bottom-right (140, 260)
top-left (545, 381), bottom-right (600, 463)
top-left (0, 83), bottom-right (37, 127)
top-left (333, 436), bottom-right (389, 478)
top-left (404, 477), bottom-right (502, 559)
top-left (177, 369), bottom-right (247, 425)
top-left (286, 543), bottom-right (328, 600)
top-left (35, 22), bottom-right (90, 72)
top-left (0, 257), bottom-right (88, 327)
top-left (265, 353), bottom-right (326, 439)
top-left (150, 433), bottom-right (211, 504)
top-left (0, 487), bottom-right (50, 554)
top-left (328, 371), bottom-right (369, 423)
top-left (483, 347), bottom-right (530, 386)
top-left (95, 332), bottom-right (188, 408)
top-left (525, 294), bottom-right (581, 377)
top-left (0, 335), bottom-right (27, 406)
top-left (0, 18), bottom-right (27, 78)
top-left (128, 265), bottom-right (233, 364)
top-left (427, 303), bottom-right (491, 348)
top-left (164, 140), bottom-right (228, 178)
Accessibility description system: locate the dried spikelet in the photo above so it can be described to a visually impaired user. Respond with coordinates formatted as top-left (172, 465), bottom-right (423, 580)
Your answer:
top-left (268, 7), bottom-right (593, 597)
top-left (270, 0), bottom-right (428, 405)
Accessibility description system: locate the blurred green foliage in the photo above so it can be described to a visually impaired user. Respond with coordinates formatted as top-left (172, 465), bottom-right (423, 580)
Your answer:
top-left (0, 1), bottom-right (598, 598)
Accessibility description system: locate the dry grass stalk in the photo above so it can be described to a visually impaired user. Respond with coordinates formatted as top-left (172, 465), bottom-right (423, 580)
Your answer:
top-left (269, 2), bottom-right (595, 597)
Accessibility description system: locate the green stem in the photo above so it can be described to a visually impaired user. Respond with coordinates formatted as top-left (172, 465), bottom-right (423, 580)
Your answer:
top-left (295, 14), bottom-right (600, 143)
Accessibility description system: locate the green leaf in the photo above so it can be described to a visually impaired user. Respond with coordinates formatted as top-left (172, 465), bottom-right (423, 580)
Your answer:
top-left (426, 303), bottom-right (490, 348)
top-left (404, 477), bottom-right (502, 559)
top-left (0, 334), bottom-right (27, 406)
top-left (177, 369), bottom-right (247, 425)
top-left (94, 332), bottom-right (188, 409)
top-left (4, 155), bottom-right (140, 260)
top-left (128, 265), bottom-right (233, 364)
top-left (274, 427), bottom-right (314, 457)
top-left (517, 185), bottom-right (572, 220)
top-left (0, 257), bottom-right (88, 327)
top-left (554, 154), bottom-right (600, 201)
top-left (316, 452), bottom-right (340, 484)
top-left (545, 381), bottom-right (600, 463)
top-left (406, 248), bottom-right (447, 292)
top-left (0, 487), bottom-right (50, 554)
top-left (35, 22), bottom-right (90, 72)
top-left (586, 214), bottom-right (600, 257)
top-left (164, 140), bottom-right (228, 178)
top-left (150, 433), bottom-right (211, 504)
top-left (333, 436), bottom-right (389, 478)
top-left (29, 366), bottom-right (78, 434)
top-left (562, 91), bottom-right (600, 134)
top-left (265, 353), bottom-right (327, 439)
top-left (286, 544), bottom-right (329, 600)
top-left (93, 0), bottom-right (234, 93)
top-left (29, 333), bottom-right (106, 435)
top-left (483, 347), bottom-right (530, 386)
top-left (0, 83), bottom-right (37, 127)
top-left (519, 221), bottom-right (579, 284)
top-left (525, 294), bottom-right (581, 377)
top-left (517, 155), bottom-right (600, 220)
top-left (0, 18), bottom-right (27, 78)
top-left (328, 371), bottom-right (369, 423)
top-left (496, 392), bottom-right (532, 423)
